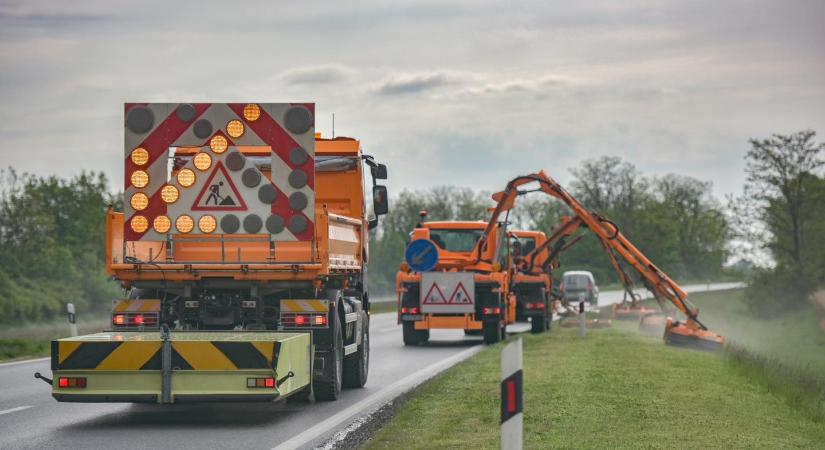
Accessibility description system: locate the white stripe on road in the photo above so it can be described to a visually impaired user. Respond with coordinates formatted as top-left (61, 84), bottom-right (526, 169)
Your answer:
top-left (272, 345), bottom-right (483, 450)
top-left (0, 357), bottom-right (49, 368)
top-left (0, 406), bottom-right (33, 416)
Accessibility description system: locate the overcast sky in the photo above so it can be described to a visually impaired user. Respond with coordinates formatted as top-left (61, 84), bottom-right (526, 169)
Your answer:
top-left (1, 0), bottom-right (823, 199)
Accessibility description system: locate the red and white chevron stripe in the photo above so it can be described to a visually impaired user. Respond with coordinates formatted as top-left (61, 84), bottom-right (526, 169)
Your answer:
top-left (123, 103), bottom-right (315, 242)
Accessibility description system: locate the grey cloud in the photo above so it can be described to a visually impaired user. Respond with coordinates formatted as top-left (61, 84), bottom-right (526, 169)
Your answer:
top-left (375, 72), bottom-right (464, 96)
top-left (281, 65), bottom-right (353, 85)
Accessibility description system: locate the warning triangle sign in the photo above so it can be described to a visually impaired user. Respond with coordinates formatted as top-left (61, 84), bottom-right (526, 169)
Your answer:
top-left (422, 283), bottom-right (448, 304)
top-left (192, 161), bottom-right (248, 211)
top-left (448, 282), bottom-right (472, 304)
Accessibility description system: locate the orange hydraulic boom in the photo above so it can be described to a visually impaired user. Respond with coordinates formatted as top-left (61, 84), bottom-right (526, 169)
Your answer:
top-left (486, 171), bottom-right (724, 351)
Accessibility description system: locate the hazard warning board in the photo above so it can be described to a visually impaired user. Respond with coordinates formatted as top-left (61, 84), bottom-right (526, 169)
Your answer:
top-left (421, 272), bottom-right (475, 314)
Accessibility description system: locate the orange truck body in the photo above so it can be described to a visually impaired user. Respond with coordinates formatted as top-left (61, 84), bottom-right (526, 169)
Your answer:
top-left (396, 220), bottom-right (516, 345)
top-left (508, 230), bottom-right (553, 332)
top-left (107, 136), bottom-right (370, 284)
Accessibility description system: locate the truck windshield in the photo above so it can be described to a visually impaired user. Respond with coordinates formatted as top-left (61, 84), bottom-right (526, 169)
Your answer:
top-left (511, 236), bottom-right (536, 256)
top-left (429, 229), bottom-right (484, 252)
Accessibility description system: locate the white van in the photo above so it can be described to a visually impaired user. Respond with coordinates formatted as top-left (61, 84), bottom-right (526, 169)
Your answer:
top-left (561, 271), bottom-right (599, 305)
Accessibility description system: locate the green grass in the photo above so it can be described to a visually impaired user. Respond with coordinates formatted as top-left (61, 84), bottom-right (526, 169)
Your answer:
top-left (370, 301), bottom-right (397, 315)
top-left (0, 338), bottom-right (50, 360)
top-left (365, 293), bottom-right (825, 449)
top-left (0, 317), bottom-right (108, 362)
top-left (689, 289), bottom-right (825, 375)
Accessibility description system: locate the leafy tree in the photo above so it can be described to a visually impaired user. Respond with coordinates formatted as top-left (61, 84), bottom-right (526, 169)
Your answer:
top-left (0, 168), bottom-right (121, 324)
top-left (732, 130), bottom-right (825, 313)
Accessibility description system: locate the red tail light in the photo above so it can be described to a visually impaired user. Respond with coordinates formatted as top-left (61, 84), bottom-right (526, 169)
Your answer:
top-left (483, 307), bottom-right (502, 315)
top-left (295, 315), bottom-right (307, 326)
top-left (133, 314), bottom-right (145, 325)
top-left (410, 307), bottom-right (420, 314)
top-left (401, 307), bottom-right (409, 314)
top-left (247, 377), bottom-right (276, 389)
top-left (58, 377), bottom-right (86, 389)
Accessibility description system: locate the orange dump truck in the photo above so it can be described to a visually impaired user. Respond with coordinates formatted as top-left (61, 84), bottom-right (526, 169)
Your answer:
top-left (508, 230), bottom-right (552, 333)
top-left (36, 103), bottom-right (389, 403)
top-left (396, 218), bottom-right (515, 345)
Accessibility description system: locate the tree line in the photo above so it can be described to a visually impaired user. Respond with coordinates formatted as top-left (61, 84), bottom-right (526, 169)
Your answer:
top-left (0, 169), bottom-right (121, 324)
top-left (367, 156), bottom-right (732, 295)
top-left (0, 130), bottom-right (820, 324)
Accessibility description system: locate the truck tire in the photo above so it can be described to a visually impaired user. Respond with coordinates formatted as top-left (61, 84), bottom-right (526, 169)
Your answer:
top-left (483, 321), bottom-right (502, 344)
top-left (314, 313), bottom-right (343, 401)
top-left (343, 315), bottom-right (369, 388)
top-left (531, 315), bottom-right (547, 334)
top-left (402, 322), bottom-right (429, 345)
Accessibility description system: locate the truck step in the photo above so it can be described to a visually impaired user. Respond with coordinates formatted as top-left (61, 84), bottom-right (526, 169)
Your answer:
top-left (344, 343), bottom-right (358, 356)
top-left (344, 312), bottom-right (359, 324)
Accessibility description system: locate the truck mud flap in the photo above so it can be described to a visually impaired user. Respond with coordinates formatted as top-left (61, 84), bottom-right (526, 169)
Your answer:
top-left (49, 331), bottom-right (311, 404)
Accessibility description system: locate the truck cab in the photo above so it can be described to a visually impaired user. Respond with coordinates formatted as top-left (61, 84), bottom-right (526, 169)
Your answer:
top-left (396, 219), bottom-right (515, 345)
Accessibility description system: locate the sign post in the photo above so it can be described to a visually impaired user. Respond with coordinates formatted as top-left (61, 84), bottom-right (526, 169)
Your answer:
top-left (67, 303), bottom-right (78, 337)
top-left (501, 337), bottom-right (523, 450)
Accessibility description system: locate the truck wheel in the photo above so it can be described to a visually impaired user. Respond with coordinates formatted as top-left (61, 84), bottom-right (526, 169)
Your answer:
top-left (483, 321), bottom-right (502, 344)
top-left (531, 315), bottom-right (547, 334)
top-left (343, 315), bottom-right (369, 388)
top-left (314, 313), bottom-right (343, 401)
top-left (402, 322), bottom-right (429, 345)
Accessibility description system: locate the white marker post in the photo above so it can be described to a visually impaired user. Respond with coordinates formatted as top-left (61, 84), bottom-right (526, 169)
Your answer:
top-left (66, 303), bottom-right (78, 337)
top-left (501, 337), bottom-right (523, 450)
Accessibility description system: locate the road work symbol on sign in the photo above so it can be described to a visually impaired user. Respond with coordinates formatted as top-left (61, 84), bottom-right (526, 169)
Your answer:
top-left (422, 283), bottom-right (448, 304)
top-left (420, 272), bottom-right (475, 314)
top-left (192, 162), bottom-right (247, 211)
top-left (449, 282), bottom-right (472, 304)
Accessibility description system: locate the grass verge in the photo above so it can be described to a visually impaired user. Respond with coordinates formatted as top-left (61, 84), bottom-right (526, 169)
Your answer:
top-left (365, 291), bottom-right (825, 449)
top-left (0, 317), bottom-right (108, 362)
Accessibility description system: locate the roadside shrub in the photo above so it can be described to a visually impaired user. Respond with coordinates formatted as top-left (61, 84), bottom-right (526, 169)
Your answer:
top-left (745, 266), bottom-right (817, 316)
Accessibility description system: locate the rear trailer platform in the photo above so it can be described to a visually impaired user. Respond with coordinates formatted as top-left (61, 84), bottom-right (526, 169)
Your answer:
top-left (49, 331), bottom-right (311, 404)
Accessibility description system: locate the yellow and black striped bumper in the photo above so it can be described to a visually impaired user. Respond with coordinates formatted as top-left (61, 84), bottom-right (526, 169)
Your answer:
top-left (50, 331), bottom-right (311, 403)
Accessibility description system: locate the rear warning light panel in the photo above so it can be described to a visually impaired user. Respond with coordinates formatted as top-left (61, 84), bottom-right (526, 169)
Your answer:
top-left (280, 299), bottom-right (329, 328)
top-left (123, 103), bottom-right (316, 242)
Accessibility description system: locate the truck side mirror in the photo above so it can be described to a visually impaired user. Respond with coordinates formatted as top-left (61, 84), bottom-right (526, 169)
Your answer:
top-left (373, 185), bottom-right (389, 216)
top-left (371, 164), bottom-right (388, 180)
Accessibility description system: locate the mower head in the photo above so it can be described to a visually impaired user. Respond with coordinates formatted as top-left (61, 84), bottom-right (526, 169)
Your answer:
top-left (638, 312), bottom-right (667, 336)
top-left (664, 317), bottom-right (724, 351)
top-left (612, 303), bottom-right (658, 320)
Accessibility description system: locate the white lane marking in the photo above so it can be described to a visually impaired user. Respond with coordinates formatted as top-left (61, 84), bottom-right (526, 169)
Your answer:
top-left (0, 357), bottom-right (49, 368)
top-left (272, 345), bottom-right (483, 450)
top-left (0, 405), bottom-right (34, 416)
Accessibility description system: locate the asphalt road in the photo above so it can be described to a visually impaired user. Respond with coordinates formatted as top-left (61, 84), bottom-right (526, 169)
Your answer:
top-left (0, 282), bottom-right (741, 450)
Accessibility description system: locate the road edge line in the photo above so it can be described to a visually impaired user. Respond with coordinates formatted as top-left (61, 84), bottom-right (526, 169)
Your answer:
top-left (271, 345), bottom-right (484, 450)
top-left (0, 357), bottom-right (49, 368)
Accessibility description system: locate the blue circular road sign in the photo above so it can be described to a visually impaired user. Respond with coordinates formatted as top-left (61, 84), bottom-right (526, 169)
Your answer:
top-left (405, 239), bottom-right (439, 272)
